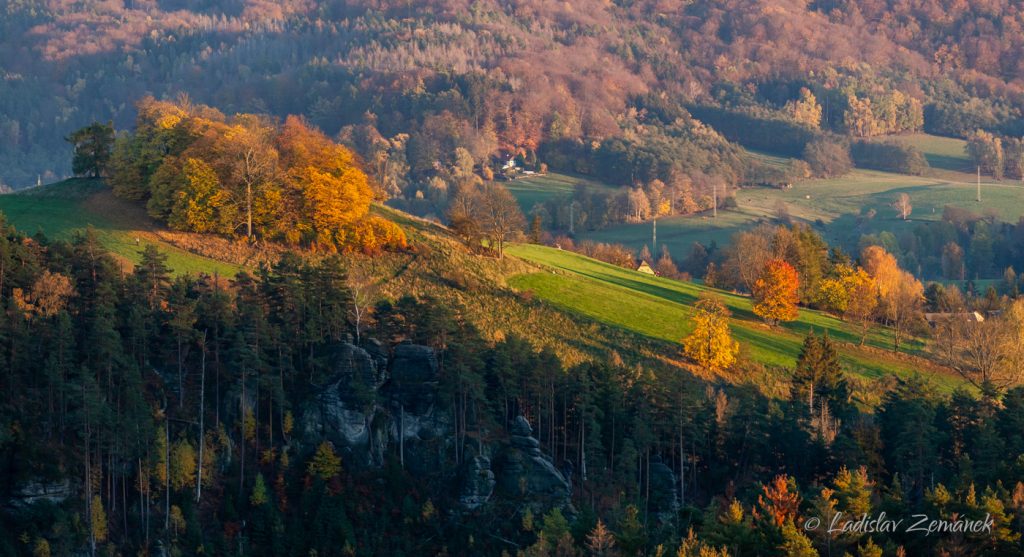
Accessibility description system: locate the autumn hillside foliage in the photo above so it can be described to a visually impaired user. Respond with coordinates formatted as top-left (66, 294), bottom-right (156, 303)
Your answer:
top-left (107, 97), bottom-right (406, 254)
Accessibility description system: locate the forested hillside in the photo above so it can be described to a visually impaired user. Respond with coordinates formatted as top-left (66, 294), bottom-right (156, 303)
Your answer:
top-left (3, 0), bottom-right (1024, 189)
top-left (0, 193), bottom-right (1021, 556)
top-left (7, 1), bottom-right (1024, 555)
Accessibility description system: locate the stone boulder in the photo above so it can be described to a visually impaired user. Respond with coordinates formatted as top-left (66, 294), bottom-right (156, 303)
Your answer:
top-left (301, 342), bottom-right (388, 467)
top-left (388, 341), bottom-right (440, 413)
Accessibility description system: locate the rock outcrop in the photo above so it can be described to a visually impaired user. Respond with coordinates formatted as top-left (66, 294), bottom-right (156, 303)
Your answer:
top-left (647, 456), bottom-right (680, 522)
top-left (302, 342), bottom-right (570, 513)
top-left (301, 340), bottom-right (449, 471)
top-left (458, 452), bottom-right (496, 510)
top-left (492, 416), bottom-right (572, 512)
top-left (5, 479), bottom-right (73, 509)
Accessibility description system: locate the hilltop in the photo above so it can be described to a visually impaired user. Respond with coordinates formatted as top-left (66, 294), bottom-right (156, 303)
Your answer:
top-left (0, 179), bottom-right (245, 276)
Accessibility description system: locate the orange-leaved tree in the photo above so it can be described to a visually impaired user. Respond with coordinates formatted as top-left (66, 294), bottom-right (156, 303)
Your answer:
top-left (277, 115), bottom-right (375, 249)
top-left (752, 259), bottom-right (800, 325)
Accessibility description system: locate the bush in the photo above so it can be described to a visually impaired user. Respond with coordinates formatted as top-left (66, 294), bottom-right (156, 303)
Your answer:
top-left (803, 136), bottom-right (852, 177)
top-left (850, 140), bottom-right (929, 175)
top-left (686, 105), bottom-right (818, 157)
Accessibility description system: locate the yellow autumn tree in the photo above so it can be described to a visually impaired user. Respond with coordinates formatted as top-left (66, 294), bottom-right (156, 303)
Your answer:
top-left (170, 438), bottom-right (197, 491)
top-left (843, 268), bottom-right (879, 346)
top-left (91, 495), bottom-right (108, 543)
top-left (169, 157), bottom-right (232, 234)
top-left (787, 88), bottom-right (822, 128)
top-left (752, 259), bottom-right (800, 325)
top-left (308, 441), bottom-right (342, 481)
top-left (277, 115), bottom-right (375, 248)
top-left (844, 95), bottom-right (878, 137)
top-left (861, 245), bottom-right (923, 350)
top-left (341, 216), bottom-right (408, 254)
top-left (683, 293), bottom-right (740, 371)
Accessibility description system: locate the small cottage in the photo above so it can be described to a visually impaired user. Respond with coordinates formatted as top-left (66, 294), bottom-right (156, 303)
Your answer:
top-left (636, 261), bottom-right (656, 275)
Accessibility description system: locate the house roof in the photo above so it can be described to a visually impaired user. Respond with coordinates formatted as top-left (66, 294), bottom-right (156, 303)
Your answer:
top-left (636, 261), bottom-right (655, 274)
top-left (924, 311), bottom-right (985, 323)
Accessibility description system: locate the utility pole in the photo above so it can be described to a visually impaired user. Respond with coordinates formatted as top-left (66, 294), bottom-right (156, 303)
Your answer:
top-left (652, 218), bottom-right (657, 254)
top-left (569, 203), bottom-right (574, 235)
top-left (977, 166), bottom-right (982, 202)
top-left (713, 183), bottom-right (718, 218)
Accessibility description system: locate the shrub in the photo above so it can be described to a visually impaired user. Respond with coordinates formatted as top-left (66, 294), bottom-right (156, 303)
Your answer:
top-left (850, 140), bottom-right (929, 175)
top-left (803, 136), bottom-right (852, 178)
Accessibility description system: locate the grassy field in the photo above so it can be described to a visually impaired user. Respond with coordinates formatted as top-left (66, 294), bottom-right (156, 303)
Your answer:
top-left (576, 134), bottom-right (1024, 262)
top-left (897, 133), bottom-right (971, 172)
top-left (0, 179), bottom-right (243, 276)
top-left (506, 172), bottom-right (615, 212)
top-left (506, 243), bottom-right (962, 391)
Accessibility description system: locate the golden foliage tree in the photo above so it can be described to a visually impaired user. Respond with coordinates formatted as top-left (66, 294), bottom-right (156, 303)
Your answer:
top-left (308, 441), bottom-right (342, 481)
top-left (787, 88), bottom-right (822, 129)
top-left (111, 99), bottom-right (403, 253)
top-left (278, 116), bottom-right (374, 248)
top-left (170, 438), bottom-right (197, 491)
top-left (752, 259), bottom-right (800, 325)
top-left (90, 495), bottom-right (108, 543)
top-left (843, 268), bottom-right (879, 346)
top-left (13, 270), bottom-right (75, 319)
top-left (682, 293), bottom-right (740, 371)
top-left (585, 519), bottom-right (618, 556)
top-left (169, 157), bottom-right (232, 234)
top-left (861, 246), bottom-right (922, 350)
top-left (755, 475), bottom-right (801, 528)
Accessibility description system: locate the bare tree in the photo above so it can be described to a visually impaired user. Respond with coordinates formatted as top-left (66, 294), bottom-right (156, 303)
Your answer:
top-left (722, 228), bottom-right (772, 292)
top-left (447, 185), bottom-right (485, 251)
top-left (479, 183), bottom-right (525, 258)
top-left (348, 264), bottom-right (377, 344)
top-left (893, 193), bottom-right (912, 220)
top-left (931, 314), bottom-right (1020, 391)
top-left (222, 115), bottom-right (279, 239)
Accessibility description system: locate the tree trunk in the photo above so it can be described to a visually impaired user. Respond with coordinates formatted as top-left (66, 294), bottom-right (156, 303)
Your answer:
top-left (196, 334), bottom-right (206, 503)
top-left (246, 182), bottom-right (253, 239)
top-left (164, 407), bottom-right (170, 536)
top-left (239, 369), bottom-right (246, 499)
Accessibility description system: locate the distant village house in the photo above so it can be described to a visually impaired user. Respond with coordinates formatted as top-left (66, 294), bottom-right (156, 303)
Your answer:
top-left (636, 261), bottom-right (656, 275)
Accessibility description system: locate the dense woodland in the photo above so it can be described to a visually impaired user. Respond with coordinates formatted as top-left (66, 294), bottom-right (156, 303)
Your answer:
top-left (1, 205), bottom-right (1024, 556)
top-left (7, 0), bottom-right (1024, 555)
top-left (3, 0), bottom-right (1024, 192)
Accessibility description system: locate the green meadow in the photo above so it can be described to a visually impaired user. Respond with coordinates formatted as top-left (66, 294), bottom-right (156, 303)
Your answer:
top-left (506, 243), bottom-right (962, 391)
top-left (529, 134), bottom-right (1024, 262)
top-left (0, 179), bottom-right (242, 276)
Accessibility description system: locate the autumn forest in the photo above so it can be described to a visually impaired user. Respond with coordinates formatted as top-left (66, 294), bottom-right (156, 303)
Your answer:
top-left (4, 0), bottom-right (1024, 556)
